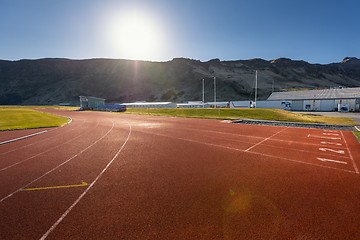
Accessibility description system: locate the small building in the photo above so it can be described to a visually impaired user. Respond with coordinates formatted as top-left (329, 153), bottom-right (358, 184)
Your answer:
top-left (230, 101), bottom-right (251, 108)
top-left (206, 102), bottom-right (230, 108)
top-left (79, 96), bottom-right (105, 110)
top-left (177, 101), bottom-right (207, 108)
top-left (122, 101), bottom-right (177, 108)
top-left (267, 87), bottom-right (360, 112)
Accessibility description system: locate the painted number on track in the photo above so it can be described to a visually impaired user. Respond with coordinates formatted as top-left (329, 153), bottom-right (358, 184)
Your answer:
top-left (321, 142), bottom-right (342, 146)
top-left (317, 158), bottom-right (347, 164)
top-left (319, 148), bottom-right (345, 155)
top-left (323, 133), bottom-right (340, 136)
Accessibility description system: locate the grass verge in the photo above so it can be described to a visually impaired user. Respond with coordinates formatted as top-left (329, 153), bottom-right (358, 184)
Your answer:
top-left (0, 107), bottom-right (69, 131)
top-left (354, 131), bottom-right (360, 142)
top-left (125, 108), bottom-right (356, 125)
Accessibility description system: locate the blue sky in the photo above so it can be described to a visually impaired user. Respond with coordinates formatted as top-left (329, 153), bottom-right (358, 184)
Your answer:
top-left (1, 0), bottom-right (359, 63)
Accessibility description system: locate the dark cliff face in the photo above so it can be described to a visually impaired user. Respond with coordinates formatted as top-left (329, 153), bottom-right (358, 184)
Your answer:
top-left (0, 57), bottom-right (359, 105)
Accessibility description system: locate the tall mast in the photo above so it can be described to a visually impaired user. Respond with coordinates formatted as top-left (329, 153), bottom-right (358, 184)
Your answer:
top-left (254, 70), bottom-right (258, 108)
top-left (214, 76), bottom-right (216, 108)
top-left (202, 78), bottom-right (205, 108)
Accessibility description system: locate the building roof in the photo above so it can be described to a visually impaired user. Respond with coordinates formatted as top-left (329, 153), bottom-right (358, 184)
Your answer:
top-left (122, 102), bottom-right (174, 106)
top-left (267, 87), bottom-right (360, 101)
top-left (79, 96), bottom-right (106, 101)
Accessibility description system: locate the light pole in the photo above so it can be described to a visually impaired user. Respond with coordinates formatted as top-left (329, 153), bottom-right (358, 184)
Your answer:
top-left (214, 76), bottom-right (216, 108)
top-left (254, 70), bottom-right (258, 108)
top-left (202, 78), bottom-right (205, 108)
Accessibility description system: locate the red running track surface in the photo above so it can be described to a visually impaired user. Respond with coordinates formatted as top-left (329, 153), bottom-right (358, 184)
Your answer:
top-left (0, 109), bottom-right (359, 240)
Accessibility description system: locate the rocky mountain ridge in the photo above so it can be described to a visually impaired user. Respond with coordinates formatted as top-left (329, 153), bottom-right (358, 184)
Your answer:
top-left (0, 57), bottom-right (359, 105)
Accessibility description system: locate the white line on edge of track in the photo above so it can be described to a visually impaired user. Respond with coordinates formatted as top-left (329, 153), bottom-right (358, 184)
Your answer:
top-left (0, 119), bottom-right (113, 203)
top-left (340, 131), bottom-right (359, 174)
top-left (39, 121), bottom-right (132, 240)
top-left (245, 127), bottom-right (288, 152)
top-left (0, 130), bottom-right (48, 145)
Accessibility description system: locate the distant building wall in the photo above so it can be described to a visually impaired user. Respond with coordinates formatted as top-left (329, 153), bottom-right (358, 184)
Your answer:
top-left (230, 101), bottom-right (251, 108)
top-left (123, 102), bottom-right (177, 108)
top-left (256, 101), bottom-right (285, 109)
top-left (79, 96), bottom-right (105, 110)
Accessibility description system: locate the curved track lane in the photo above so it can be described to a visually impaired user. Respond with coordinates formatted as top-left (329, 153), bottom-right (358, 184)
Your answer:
top-left (1, 109), bottom-right (360, 240)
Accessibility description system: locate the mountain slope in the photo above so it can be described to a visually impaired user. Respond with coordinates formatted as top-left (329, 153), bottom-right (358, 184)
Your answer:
top-left (0, 57), bottom-right (359, 105)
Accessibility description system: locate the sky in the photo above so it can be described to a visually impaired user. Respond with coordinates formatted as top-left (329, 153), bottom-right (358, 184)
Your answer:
top-left (1, 0), bottom-right (359, 64)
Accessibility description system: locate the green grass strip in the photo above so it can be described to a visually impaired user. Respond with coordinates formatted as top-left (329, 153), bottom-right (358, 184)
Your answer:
top-left (354, 131), bottom-right (360, 142)
top-left (125, 108), bottom-right (356, 125)
top-left (0, 108), bottom-right (69, 131)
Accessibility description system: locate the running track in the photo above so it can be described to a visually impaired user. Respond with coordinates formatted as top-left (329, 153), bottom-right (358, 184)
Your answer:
top-left (0, 109), bottom-right (359, 240)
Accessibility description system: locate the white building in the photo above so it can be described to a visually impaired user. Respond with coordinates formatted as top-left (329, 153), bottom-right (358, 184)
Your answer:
top-left (177, 101), bottom-right (207, 108)
top-left (230, 101), bottom-right (251, 108)
top-left (122, 101), bottom-right (177, 108)
top-left (267, 87), bottom-right (360, 112)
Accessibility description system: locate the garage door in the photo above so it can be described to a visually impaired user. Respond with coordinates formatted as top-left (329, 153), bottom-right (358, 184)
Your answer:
top-left (320, 100), bottom-right (335, 111)
top-left (291, 100), bottom-right (303, 111)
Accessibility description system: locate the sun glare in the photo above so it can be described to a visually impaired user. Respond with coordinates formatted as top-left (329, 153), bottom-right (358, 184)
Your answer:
top-left (107, 12), bottom-right (164, 61)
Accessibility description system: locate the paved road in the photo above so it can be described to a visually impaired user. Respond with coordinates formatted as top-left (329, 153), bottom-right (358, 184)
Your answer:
top-left (1, 109), bottom-right (360, 239)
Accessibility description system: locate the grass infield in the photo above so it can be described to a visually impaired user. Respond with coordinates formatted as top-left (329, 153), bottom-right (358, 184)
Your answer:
top-left (0, 107), bottom-right (69, 131)
top-left (125, 108), bottom-right (356, 125)
top-left (354, 131), bottom-right (360, 142)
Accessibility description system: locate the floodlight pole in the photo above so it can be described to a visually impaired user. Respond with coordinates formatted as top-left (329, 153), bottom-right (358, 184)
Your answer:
top-left (202, 78), bottom-right (205, 108)
top-left (214, 76), bottom-right (216, 108)
top-left (254, 70), bottom-right (258, 108)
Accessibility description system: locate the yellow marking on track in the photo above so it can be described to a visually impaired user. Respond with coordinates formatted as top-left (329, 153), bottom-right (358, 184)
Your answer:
top-left (22, 181), bottom-right (88, 191)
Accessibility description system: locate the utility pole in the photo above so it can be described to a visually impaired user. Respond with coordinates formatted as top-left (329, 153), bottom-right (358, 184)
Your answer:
top-left (254, 70), bottom-right (258, 108)
top-left (214, 76), bottom-right (216, 108)
top-left (202, 78), bottom-right (205, 108)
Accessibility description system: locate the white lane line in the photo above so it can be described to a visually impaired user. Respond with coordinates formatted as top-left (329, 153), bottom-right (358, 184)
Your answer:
top-left (40, 121), bottom-right (132, 240)
top-left (0, 120), bottom-right (114, 203)
top-left (0, 131), bottom-right (48, 145)
top-left (136, 130), bottom-right (356, 174)
top-left (355, 126), bottom-right (360, 131)
top-left (245, 127), bottom-right (288, 152)
top-left (308, 134), bottom-right (341, 140)
top-left (0, 119), bottom-right (85, 156)
top-left (321, 142), bottom-right (342, 146)
top-left (317, 157), bottom-right (347, 164)
top-left (340, 131), bottom-right (359, 174)
top-left (0, 120), bottom-right (99, 172)
top-left (158, 125), bottom-right (344, 149)
top-left (318, 148), bottom-right (345, 155)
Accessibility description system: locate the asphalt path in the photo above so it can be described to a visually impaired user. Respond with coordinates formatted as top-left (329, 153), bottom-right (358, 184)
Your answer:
top-left (0, 109), bottom-right (359, 240)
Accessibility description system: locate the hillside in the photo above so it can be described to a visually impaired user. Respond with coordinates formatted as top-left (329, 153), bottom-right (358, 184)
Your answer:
top-left (0, 57), bottom-right (359, 105)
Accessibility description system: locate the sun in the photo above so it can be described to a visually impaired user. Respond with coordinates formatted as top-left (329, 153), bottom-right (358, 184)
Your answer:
top-left (107, 12), bottom-right (164, 61)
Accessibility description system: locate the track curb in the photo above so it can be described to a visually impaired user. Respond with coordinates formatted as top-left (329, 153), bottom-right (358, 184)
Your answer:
top-left (232, 119), bottom-right (355, 130)
top-left (0, 130), bottom-right (48, 145)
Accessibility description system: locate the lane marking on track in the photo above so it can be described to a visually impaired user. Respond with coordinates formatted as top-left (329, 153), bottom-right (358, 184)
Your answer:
top-left (340, 131), bottom-right (359, 174)
top-left (321, 142), bottom-right (342, 146)
top-left (22, 181), bottom-right (88, 191)
top-left (135, 130), bottom-right (357, 174)
top-left (0, 119), bottom-right (86, 156)
top-left (316, 158), bottom-right (347, 164)
top-left (0, 119), bottom-right (114, 203)
top-left (0, 131), bottom-right (47, 145)
top-left (322, 133), bottom-right (339, 136)
top-left (40, 121), bottom-right (132, 240)
top-left (307, 134), bottom-right (341, 140)
top-left (319, 148), bottom-right (345, 155)
top-left (0, 120), bottom-right (100, 172)
top-left (245, 127), bottom-right (288, 152)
